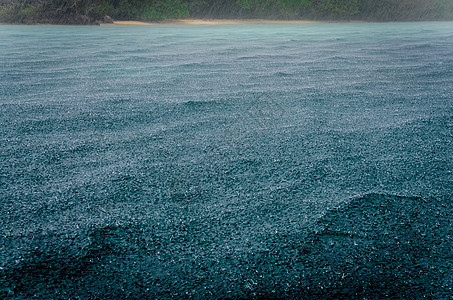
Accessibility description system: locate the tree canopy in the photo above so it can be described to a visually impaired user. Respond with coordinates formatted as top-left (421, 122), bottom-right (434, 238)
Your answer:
top-left (1, 0), bottom-right (453, 24)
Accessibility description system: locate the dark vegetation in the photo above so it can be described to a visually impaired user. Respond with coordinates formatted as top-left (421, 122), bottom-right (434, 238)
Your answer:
top-left (1, 0), bottom-right (453, 24)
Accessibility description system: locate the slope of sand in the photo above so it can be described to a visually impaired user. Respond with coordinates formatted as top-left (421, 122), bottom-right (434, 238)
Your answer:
top-left (108, 19), bottom-right (322, 26)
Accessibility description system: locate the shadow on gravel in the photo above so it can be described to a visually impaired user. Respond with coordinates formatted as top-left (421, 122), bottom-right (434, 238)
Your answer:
top-left (1, 193), bottom-right (451, 298)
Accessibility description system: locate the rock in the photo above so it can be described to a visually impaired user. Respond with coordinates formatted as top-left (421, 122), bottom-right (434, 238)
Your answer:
top-left (103, 15), bottom-right (113, 23)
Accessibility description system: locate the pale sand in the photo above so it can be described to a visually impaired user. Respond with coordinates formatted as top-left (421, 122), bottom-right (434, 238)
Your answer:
top-left (108, 19), bottom-right (323, 26)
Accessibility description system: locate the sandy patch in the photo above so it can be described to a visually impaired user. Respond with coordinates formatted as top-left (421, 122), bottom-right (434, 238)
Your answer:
top-left (108, 19), bottom-right (322, 26)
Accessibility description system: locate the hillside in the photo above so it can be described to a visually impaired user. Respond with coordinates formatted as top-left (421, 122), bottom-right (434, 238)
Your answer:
top-left (1, 0), bottom-right (453, 24)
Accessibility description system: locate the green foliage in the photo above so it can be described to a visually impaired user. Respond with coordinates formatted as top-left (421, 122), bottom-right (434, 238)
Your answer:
top-left (278, 0), bottom-right (310, 12)
top-left (237, 0), bottom-right (271, 13)
top-left (277, 0), bottom-right (310, 18)
top-left (0, 3), bottom-right (44, 23)
top-left (89, 1), bottom-right (116, 19)
top-left (141, 0), bottom-right (189, 20)
top-left (19, 5), bottom-right (41, 18)
top-left (112, 0), bottom-right (141, 19)
top-left (236, 0), bottom-right (310, 18)
top-left (0, 0), bottom-right (452, 24)
top-left (0, 6), bottom-right (14, 21)
top-left (320, 0), bottom-right (358, 17)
